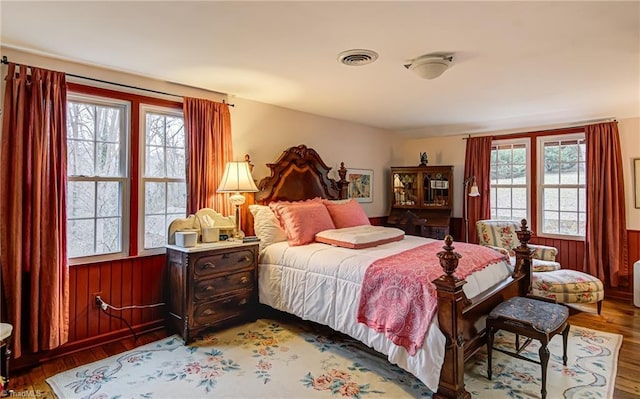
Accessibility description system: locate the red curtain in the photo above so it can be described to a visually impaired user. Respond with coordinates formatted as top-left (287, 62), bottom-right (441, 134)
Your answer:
top-left (584, 122), bottom-right (628, 287)
top-left (463, 136), bottom-right (492, 244)
top-left (0, 63), bottom-right (69, 358)
top-left (183, 98), bottom-right (233, 215)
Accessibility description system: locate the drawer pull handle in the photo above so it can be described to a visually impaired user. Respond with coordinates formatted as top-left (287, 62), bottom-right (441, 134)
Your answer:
top-left (200, 262), bottom-right (215, 270)
top-left (238, 256), bottom-right (251, 263)
top-left (222, 298), bottom-right (232, 304)
top-left (204, 285), bottom-right (214, 291)
top-left (239, 299), bottom-right (247, 305)
top-left (240, 276), bottom-right (249, 284)
top-left (202, 309), bottom-right (215, 316)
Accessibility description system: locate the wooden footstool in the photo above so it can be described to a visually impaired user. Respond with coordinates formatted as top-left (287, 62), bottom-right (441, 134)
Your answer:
top-left (486, 296), bottom-right (570, 399)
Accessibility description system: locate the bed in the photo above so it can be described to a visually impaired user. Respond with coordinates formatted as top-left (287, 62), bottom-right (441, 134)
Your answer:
top-left (250, 145), bottom-right (534, 399)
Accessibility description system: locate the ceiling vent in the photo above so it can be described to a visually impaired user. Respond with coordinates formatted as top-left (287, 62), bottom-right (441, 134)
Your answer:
top-left (337, 49), bottom-right (379, 66)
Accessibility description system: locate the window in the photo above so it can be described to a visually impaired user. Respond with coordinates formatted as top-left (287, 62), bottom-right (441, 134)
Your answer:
top-left (537, 134), bottom-right (586, 237)
top-left (489, 139), bottom-right (530, 221)
top-left (66, 84), bottom-right (184, 262)
top-left (140, 106), bottom-right (186, 250)
top-left (66, 95), bottom-right (129, 259)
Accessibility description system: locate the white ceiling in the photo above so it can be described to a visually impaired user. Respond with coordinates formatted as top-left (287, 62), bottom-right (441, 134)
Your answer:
top-left (2, 1), bottom-right (639, 136)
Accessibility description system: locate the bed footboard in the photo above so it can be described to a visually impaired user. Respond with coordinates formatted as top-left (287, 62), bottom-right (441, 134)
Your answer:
top-left (432, 220), bottom-right (533, 399)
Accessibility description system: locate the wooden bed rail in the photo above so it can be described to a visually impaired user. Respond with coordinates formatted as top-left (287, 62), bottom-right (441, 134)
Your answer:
top-left (432, 219), bottom-right (533, 399)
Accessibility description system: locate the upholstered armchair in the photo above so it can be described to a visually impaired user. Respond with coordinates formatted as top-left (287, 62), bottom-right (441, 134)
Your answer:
top-left (475, 219), bottom-right (560, 272)
top-left (476, 219), bottom-right (604, 314)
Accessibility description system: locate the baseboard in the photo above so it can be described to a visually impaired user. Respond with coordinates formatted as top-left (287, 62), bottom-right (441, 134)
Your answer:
top-left (12, 319), bottom-right (166, 372)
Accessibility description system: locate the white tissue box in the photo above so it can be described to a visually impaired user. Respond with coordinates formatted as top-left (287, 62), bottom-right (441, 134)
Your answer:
top-left (202, 227), bottom-right (220, 243)
top-left (175, 231), bottom-right (197, 247)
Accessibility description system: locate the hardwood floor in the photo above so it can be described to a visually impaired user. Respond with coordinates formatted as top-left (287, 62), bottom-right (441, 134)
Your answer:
top-left (6, 299), bottom-right (640, 398)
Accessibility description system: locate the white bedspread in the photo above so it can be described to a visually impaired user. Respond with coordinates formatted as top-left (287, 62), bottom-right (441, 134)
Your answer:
top-left (258, 235), bottom-right (511, 392)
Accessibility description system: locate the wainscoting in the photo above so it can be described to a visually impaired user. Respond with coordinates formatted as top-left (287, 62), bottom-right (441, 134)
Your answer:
top-left (16, 225), bottom-right (640, 370)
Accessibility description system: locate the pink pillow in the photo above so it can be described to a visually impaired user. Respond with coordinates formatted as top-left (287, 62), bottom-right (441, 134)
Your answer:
top-left (269, 199), bottom-right (335, 246)
top-left (323, 199), bottom-right (371, 229)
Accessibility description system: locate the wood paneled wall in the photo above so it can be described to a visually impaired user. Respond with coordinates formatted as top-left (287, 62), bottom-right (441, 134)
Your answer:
top-left (27, 227), bottom-right (640, 366)
top-left (68, 255), bottom-right (166, 344)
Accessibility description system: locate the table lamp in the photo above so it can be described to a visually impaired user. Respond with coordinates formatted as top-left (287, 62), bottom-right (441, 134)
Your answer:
top-left (217, 161), bottom-right (259, 240)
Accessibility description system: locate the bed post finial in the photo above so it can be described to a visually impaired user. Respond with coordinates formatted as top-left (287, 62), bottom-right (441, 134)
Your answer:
top-left (337, 162), bottom-right (349, 199)
top-left (513, 219), bottom-right (534, 294)
top-left (437, 235), bottom-right (462, 277)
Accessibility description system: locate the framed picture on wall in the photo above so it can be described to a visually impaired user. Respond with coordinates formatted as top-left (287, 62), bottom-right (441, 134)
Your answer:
top-left (346, 168), bottom-right (373, 203)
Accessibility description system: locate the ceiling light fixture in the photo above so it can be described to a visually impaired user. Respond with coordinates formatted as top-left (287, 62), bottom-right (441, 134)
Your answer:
top-left (337, 49), bottom-right (379, 66)
top-left (404, 54), bottom-right (454, 80)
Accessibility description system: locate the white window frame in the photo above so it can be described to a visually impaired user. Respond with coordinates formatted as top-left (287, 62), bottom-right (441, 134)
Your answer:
top-left (138, 104), bottom-right (186, 255)
top-left (489, 138), bottom-right (531, 223)
top-left (536, 133), bottom-right (586, 240)
top-left (66, 93), bottom-right (131, 264)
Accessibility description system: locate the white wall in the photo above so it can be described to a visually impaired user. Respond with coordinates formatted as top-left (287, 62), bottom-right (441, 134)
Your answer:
top-left (392, 118), bottom-right (640, 230)
top-left (0, 47), bottom-right (395, 217)
top-left (3, 46), bottom-right (637, 224)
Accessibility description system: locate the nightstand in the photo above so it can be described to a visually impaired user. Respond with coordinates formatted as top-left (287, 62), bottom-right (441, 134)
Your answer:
top-left (165, 241), bottom-right (259, 343)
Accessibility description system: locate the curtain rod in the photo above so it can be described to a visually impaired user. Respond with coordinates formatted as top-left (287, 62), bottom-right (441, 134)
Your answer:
top-left (461, 118), bottom-right (617, 139)
top-left (1, 56), bottom-right (234, 107)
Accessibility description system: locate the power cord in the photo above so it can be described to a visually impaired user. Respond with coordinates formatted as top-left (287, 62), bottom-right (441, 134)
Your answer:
top-left (95, 296), bottom-right (166, 342)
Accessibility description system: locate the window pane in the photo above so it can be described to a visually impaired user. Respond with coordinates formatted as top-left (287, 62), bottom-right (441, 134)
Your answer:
top-left (167, 182), bottom-right (186, 214)
top-left (97, 182), bottom-right (120, 217)
top-left (146, 114), bottom-right (166, 146)
top-left (67, 219), bottom-right (95, 257)
top-left (543, 188), bottom-right (559, 211)
top-left (166, 148), bottom-right (185, 178)
top-left (145, 182), bottom-right (166, 214)
top-left (67, 181), bottom-right (95, 218)
top-left (96, 142), bottom-right (120, 176)
top-left (166, 116), bottom-right (185, 148)
top-left (96, 106), bottom-right (121, 142)
top-left (96, 217), bottom-right (121, 254)
top-left (145, 145), bottom-right (165, 177)
top-left (559, 212), bottom-right (578, 235)
top-left (67, 140), bottom-right (94, 176)
top-left (513, 209), bottom-right (527, 220)
top-left (496, 208), bottom-right (512, 219)
top-left (145, 215), bottom-right (166, 249)
top-left (67, 103), bottom-right (95, 140)
top-left (559, 188), bottom-right (577, 211)
top-left (512, 187), bottom-right (527, 210)
top-left (496, 187), bottom-right (512, 209)
top-left (543, 211), bottom-right (559, 234)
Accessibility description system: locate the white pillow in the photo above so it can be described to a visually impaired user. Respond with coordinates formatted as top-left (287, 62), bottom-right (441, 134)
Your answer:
top-left (248, 204), bottom-right (288, 251)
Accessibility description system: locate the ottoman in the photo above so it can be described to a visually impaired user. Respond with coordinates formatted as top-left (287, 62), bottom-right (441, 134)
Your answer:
top-left (532, 269), bottom-right (604, 314)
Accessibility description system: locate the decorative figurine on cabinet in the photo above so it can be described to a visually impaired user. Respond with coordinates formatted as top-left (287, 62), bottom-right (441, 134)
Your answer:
top-left (419, 152), bottom-right (428, 167)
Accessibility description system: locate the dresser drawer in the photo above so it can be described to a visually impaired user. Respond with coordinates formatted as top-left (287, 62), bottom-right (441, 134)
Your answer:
top-left (193, 271), bottom-right (254, 301)
top-left (192, 293), bottom-right (253, 327)
top-left (193, 248), bottom-right (254, 278)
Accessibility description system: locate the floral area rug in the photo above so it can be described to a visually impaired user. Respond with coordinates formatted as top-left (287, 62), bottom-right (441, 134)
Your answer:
top-left (47, 319), bottom-right (621, 399)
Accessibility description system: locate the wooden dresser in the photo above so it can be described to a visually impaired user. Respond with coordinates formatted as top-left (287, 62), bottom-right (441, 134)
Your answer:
top-left (165, 241), bottom-right (259, 343)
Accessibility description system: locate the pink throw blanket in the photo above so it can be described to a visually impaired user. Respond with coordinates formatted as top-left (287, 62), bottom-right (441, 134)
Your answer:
top-left (357, 241), bottom-right (508, 355)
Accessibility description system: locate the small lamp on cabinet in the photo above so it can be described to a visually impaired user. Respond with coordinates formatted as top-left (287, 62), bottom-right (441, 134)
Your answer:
top-left (217, 161), bottom-right (259, 240)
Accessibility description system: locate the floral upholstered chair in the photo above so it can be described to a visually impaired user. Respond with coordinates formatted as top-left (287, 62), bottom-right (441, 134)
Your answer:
top-left (476, 219), bottom-right (604, 314)
top-left (475, 220), bottom-right (560, 272)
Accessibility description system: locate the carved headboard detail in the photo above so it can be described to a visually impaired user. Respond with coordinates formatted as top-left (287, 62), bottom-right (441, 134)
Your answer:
top-left (255, 145), bottom-right (349, 204)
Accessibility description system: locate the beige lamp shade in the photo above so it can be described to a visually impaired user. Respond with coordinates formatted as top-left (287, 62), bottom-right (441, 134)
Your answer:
top-left (217, 161), bottom-right (259, 195)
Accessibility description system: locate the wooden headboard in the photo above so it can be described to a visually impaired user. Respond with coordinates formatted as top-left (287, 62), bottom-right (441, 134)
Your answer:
top-left (255, 145), bottom-right (349, 204)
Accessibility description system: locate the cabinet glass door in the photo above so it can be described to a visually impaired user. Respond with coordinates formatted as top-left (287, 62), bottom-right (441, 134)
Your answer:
top-left (423, 172), bottom-right (450, 207)
top-left (392, 172), bottom-right (419, 207)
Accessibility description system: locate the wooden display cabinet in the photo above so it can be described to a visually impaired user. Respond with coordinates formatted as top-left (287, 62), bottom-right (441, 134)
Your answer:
top-left (387, 165), bottom-right (454, 239)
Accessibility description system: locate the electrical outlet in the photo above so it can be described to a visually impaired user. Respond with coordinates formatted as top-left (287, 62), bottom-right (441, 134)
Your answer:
top-left (92, 292), bottom-right (103, 309)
